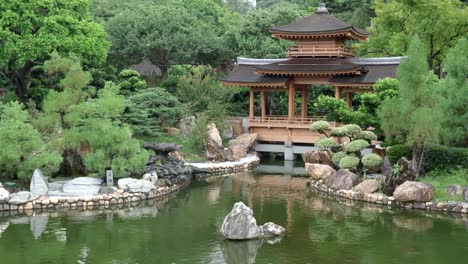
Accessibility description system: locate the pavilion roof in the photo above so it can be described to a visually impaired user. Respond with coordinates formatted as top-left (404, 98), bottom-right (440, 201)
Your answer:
top-left (222, 57), bottom-right (402, 86)
top-left (270, 3), bottom-right (369, 39)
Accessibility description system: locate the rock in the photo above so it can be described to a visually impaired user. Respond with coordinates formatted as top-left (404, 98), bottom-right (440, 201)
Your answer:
top-left (393, 181), bottom-right (434, 202)
top-left (62, 177), bottom-right (103, 196)
top-left (302, 150), bottom-right (332, 165)
top-left (220, 202), bottom-right (285, 240)
top-left (30, 169), bottom-right (49, 196)
top-left (446, 185), bottom-right (465, 197)
top-left (223, 126), bottom-right (234, 139)
top-left (168, 151), bottom-right (184, 161)
top-left (9, 191), bottom-right (39, 205)
top-left (260, 222), bottom-right (286, 237)
top-left (0, 183), bottom-right (9, 201)
top-left (125, 179), bottom-right (155, 193)
top-left (118, 178), bottom-right (137, 190)
top-left (228, 134), bottom-right (258, 160)
top-left (143, 143), bottom-right (182, 155)
top-left (381, 157), bottom-right (416, 196)
top-left (163, 127), bottom-right (180, 136)
top-left (354, 179), bottom-right (379, 194)
top-left (305, 163), bottom-right (336, 181)
top-left (325, 169), bottom-right (360, 190)
top-left (205, 122), bottom-right (228, 161)
top-left (143, 172), bottom-right (158, 185)
top-left (464, 189), bottom-right (468, 202)
top-left (99, 186), bottom-right (117, 195)
top-left (179, 116), bottom-right (196, 136)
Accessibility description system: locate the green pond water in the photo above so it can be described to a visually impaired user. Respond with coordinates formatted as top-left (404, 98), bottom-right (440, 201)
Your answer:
top-left (1, 170), bottom-right (468, 264)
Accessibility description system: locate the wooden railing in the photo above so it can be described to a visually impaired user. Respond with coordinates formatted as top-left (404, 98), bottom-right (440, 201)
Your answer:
top-left (248, 115), bottom-right (342, 129)
top-left (287, 45), bottom-right (355, 57)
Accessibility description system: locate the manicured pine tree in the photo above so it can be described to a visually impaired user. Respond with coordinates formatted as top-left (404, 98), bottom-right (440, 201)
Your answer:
top-left (379, 36), bottom-right (442, 174)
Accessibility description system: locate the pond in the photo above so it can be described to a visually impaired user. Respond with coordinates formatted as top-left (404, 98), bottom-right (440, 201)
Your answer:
top-left (1, 170), bottom-right (467, 264)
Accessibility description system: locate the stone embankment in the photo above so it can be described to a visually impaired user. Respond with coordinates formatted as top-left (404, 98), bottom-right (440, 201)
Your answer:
top-left (188, 155), bottom-right (260, 179)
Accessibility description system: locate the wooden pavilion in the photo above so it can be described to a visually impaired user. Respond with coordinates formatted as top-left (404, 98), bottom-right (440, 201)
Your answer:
top-left (222, 3), bottom-right (401, 147)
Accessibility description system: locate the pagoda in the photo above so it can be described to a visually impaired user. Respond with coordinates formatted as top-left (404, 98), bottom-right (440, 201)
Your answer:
top-left (222, 3), bottom-right (401, 156)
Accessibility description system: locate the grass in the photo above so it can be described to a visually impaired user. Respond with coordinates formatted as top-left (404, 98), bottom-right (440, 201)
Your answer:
top-left (136, 133), bottom-right (208, 162)
top-left (419, 168), bottom-right (468, 201)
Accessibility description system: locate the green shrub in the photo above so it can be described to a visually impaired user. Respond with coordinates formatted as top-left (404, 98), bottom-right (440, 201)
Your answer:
top-left (315, 138), bottom-right (339, 149)
top-left (339, 155), bottom-right (360, 169)
top-left (118, 69), bottom-right (147, 96)
top-left (362, 153), bottom-right (384, 169)
top-left (332, 151), bottom-right (347, 167)
top-left (0, 102), bottom-right (62, 180)
top-left (310, 121), bottom-right (330, 133)
top-left (345, 139), bottom-right (369, 153)
top-left (330, 127), bottom-right (347, 137)
top-left (342, 124), bottom-right (363, 138)
top-left (356, 131), bottom-right (378, 143)
top-left (387, 144), bottom-right (412, 163)
top-left (188, 115), bottom-right (210, 153)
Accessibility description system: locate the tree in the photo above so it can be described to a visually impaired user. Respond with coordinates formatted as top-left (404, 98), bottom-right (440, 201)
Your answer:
top-left (0, 0), bottom-right (110, 102)
top-left (105, 1), bottom-right (229, 73)
top-left (357, 0), bottom-right (467, 74)
top-left (0, 101), bottom-right (62, 180)
top-left (438, 38), bottom-right (468, 147)
top-left (117, 69), bottom-right (147, 96)
top-left (379, 36), bottom-right (442, 174)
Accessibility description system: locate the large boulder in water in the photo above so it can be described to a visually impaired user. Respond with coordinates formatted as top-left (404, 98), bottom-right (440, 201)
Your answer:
top-left (30, 169), bottom-right (48, 196)
top-left (393, 181), bottom-right (434, 202)
top-left (305, 163), bottom-right (335, 181)
top-left (62, 177), bottom-right (103, 196)
top-left (325, 169), bottom-right (360, 190)
top-left (220, 202), bottom-right (285, 240)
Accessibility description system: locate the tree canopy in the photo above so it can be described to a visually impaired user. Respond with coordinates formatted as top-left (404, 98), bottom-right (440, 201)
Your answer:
top-left (0, 0), bottom-right (110, 101)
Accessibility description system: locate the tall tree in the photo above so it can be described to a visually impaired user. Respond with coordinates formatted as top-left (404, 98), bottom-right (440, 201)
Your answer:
top-left (379, 36), bottom-right (442, 174)
top-left (438, 38), bottom-right (468, 147)
top-left (357, 0), bottom-right (467, 74)
top-left (0, 0), bottom-right (110, 102)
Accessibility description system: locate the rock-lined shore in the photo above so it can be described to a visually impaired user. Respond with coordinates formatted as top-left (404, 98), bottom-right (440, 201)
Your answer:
top-left (309, 180), bottom-right (468, 214)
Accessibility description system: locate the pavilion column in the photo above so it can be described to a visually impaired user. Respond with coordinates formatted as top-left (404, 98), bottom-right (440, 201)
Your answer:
top-left (288, 82), bottom-right (295, 120)
top-left (260, 91), bottom-right (266, 120)
top-left (249, 88), bottom-right (254, 119)
top-left (301, 87), bottom-right (308, 119)
top-left (346, 92), bottom-right (353, 109)
top-left (335, 86), bottom-right (342, 99)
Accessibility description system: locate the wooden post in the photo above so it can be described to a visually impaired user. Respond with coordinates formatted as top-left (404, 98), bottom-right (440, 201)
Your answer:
top-left (288, 82), bottom-right (295, 120)
top-left (249, 88), bottom-right (254, 119)
top-left (261, 91), bottom-right (266, 121)
top-left (301, 87), bottom-right (308, 119)
top-left (346, 92), bottom-right (353, 109)
top-left (335, 86), bottom-right (342, 99)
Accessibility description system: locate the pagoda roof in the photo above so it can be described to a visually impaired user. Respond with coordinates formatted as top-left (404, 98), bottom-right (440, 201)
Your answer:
top-left (222, 57), bottom-right (402, 86)
top-left (253, 58), bottom-right (366, 75)
top-left (270, 3), bottom-right (369, 39)
top-left (222, 57), bottom-right (290, 87)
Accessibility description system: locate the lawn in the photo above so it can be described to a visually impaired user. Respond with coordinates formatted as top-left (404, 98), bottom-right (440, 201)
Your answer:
top-left (420, 168), bottom-right (468, 201)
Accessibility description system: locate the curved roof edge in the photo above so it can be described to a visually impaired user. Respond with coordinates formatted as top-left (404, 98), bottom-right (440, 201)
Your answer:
top-left (237, 57), bottom-right (288, 65)
top-left (348, 57), bottom-right (405, 65)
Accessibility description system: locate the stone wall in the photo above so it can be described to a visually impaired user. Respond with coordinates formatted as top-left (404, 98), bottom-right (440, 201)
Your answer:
top-left (309, 180), bottom-right (468, 214)
top-left (188, 155), bottom-right (260, 179)
top-left (0, 179), bottom-right (190, 213)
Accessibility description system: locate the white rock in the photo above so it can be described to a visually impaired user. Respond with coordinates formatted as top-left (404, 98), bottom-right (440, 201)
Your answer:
top-left (30, 169), bottom-right (49, 196)
top-left (143, 172), bottom-right (158, 185)
top-left (62, 177), bottom-right (103, 196)
top-left (118, 178), bottom-right (138, 190)
top-left (8, 191), bottom-right (39, 205)
top-left (126, 179), bottom-right (156, 193)
top-left (0, 184), bottom-right (9, 201)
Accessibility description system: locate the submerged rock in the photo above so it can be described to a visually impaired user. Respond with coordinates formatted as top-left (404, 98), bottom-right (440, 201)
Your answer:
top-left (393, 181), bottom-right (434, 202)
top-left (30, 169), bottom-right (48, 196)
top-left (220, 202), bottom-right (285, 240)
